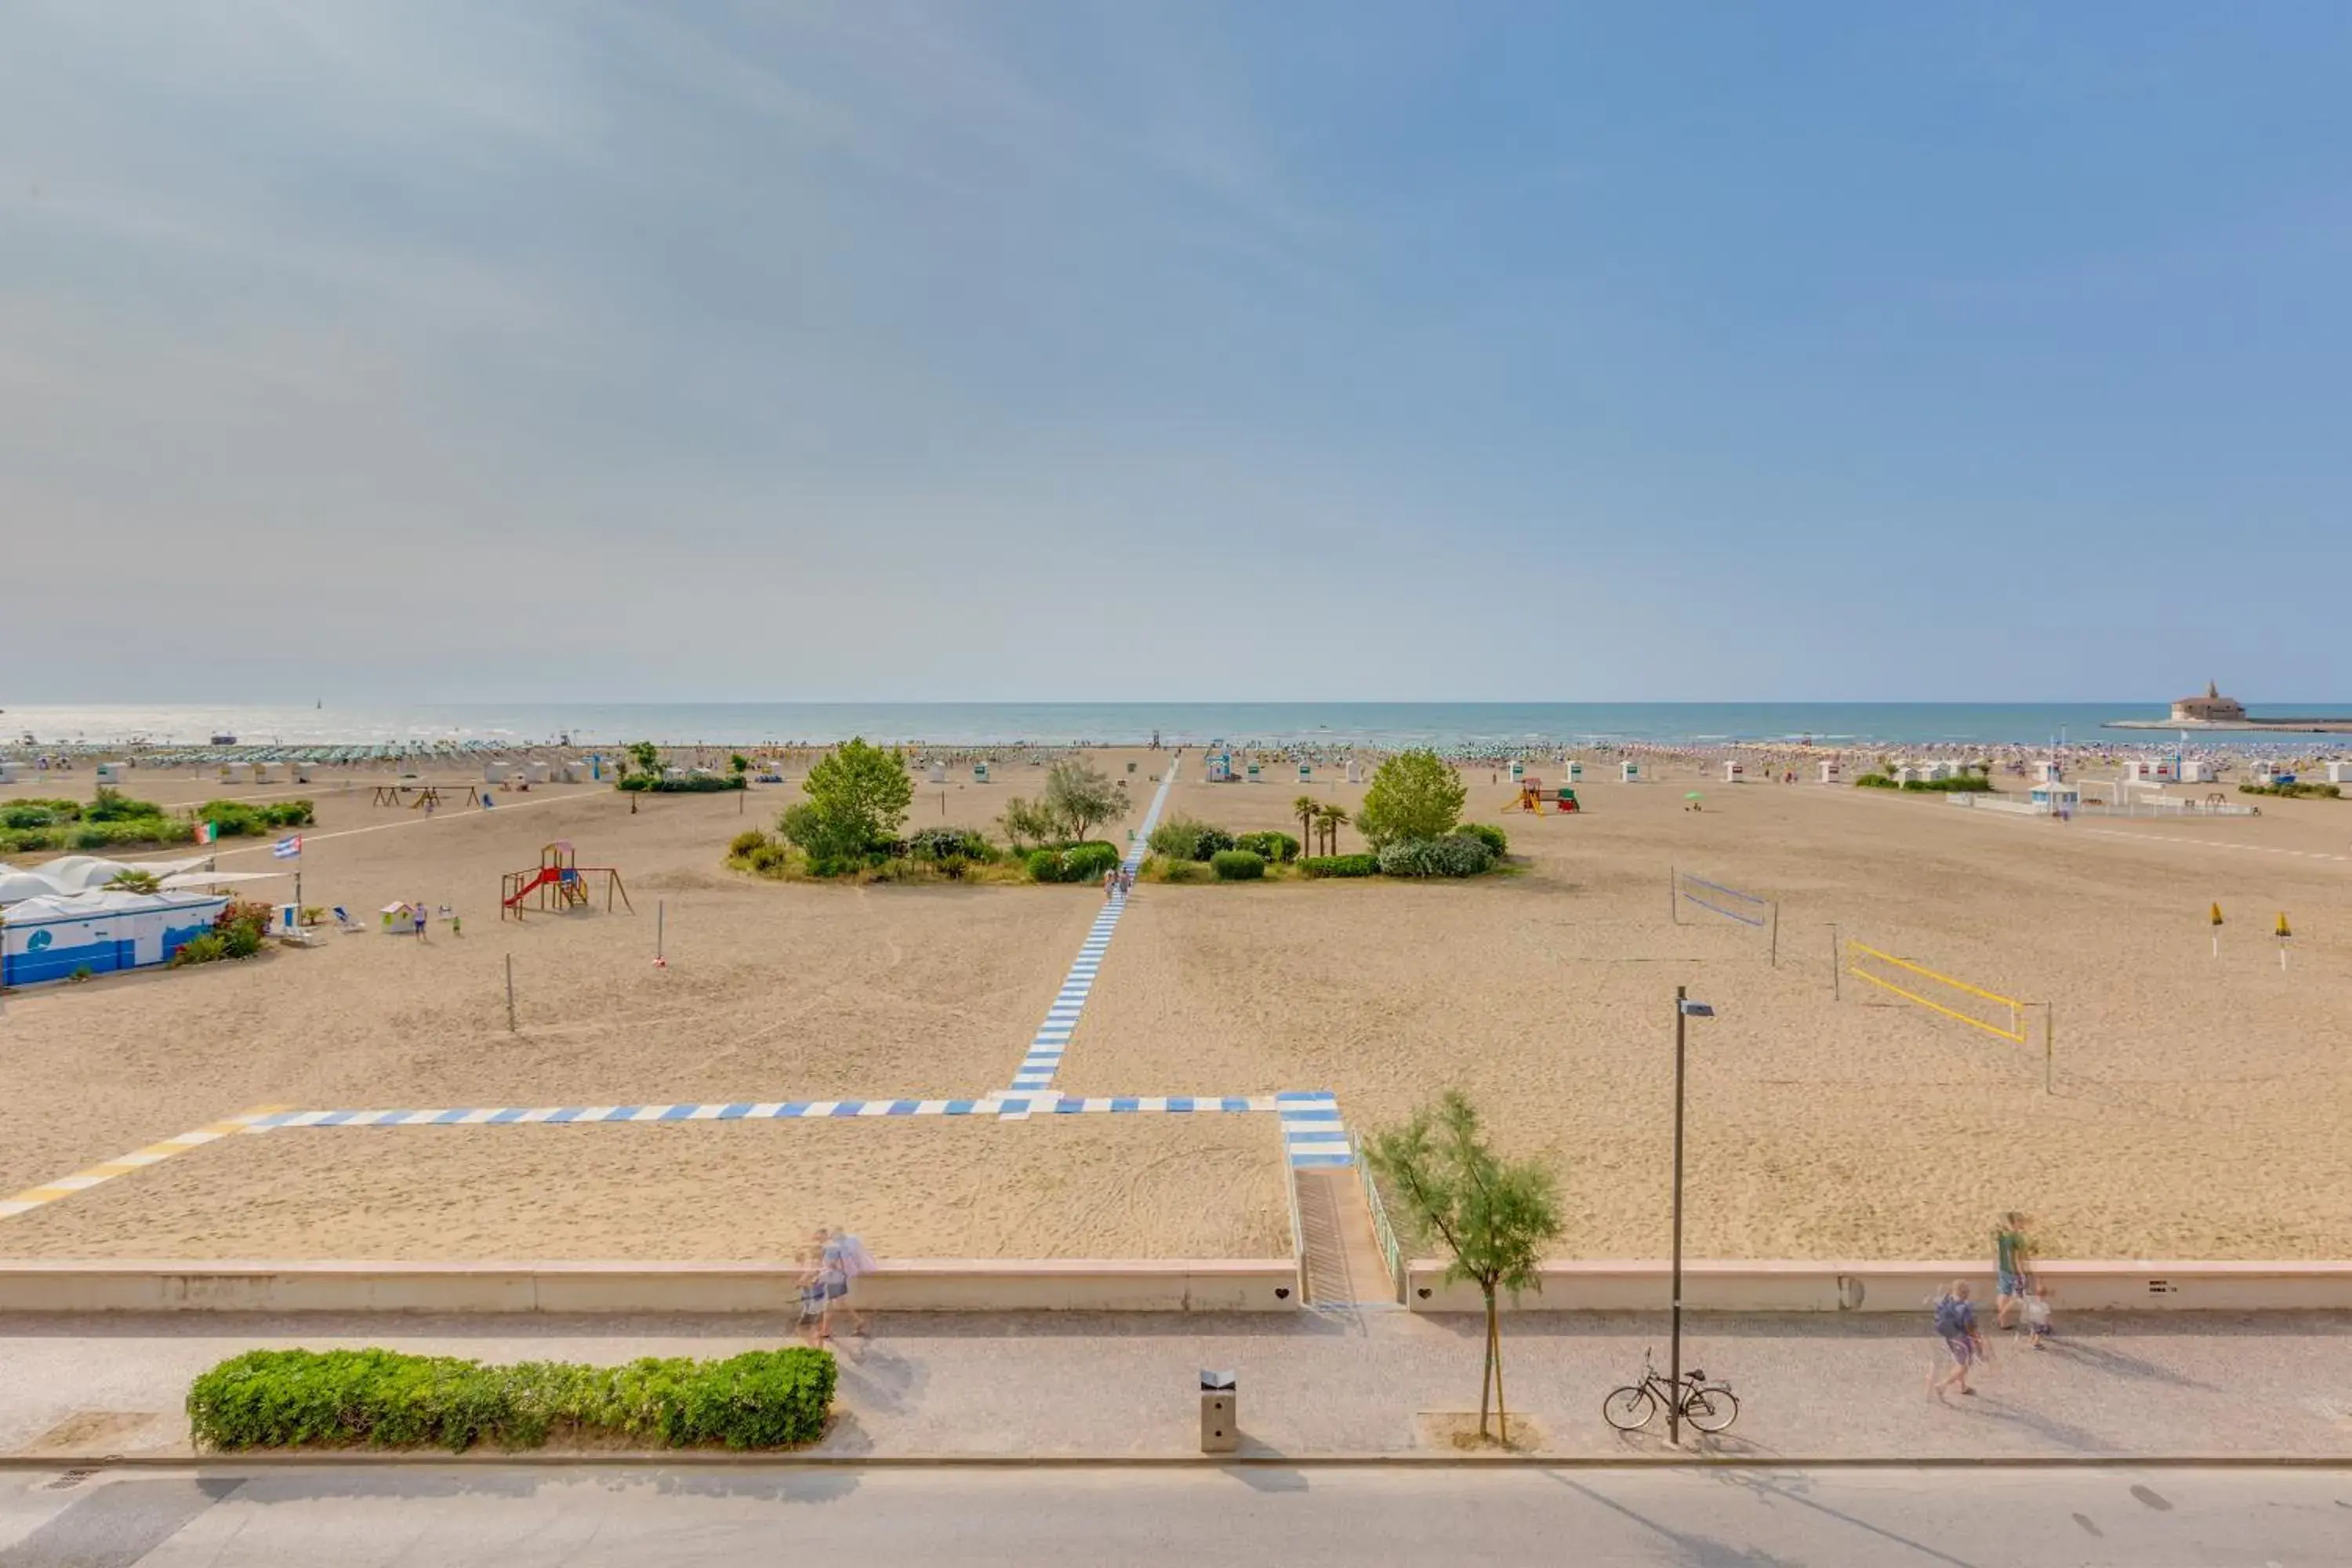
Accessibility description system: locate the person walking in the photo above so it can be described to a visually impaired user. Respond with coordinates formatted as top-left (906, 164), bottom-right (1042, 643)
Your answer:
top-left (1994, 1212), bottom-right (2034, 1330)
top-left (818, 1225), bottom-right (876, 1339)
top-left (793, 1247), bottom-right (829, 1348)
top-left (2022, 1281), bottom-right (2056, 1349)
top-left (1926, 1280), bottom-right (1987, 1397)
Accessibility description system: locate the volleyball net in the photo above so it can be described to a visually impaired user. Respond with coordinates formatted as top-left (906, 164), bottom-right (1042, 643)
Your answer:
top-left (1671, 867), bottom-right (1780, 965)
top-left (1844, 941), bottom-right (2027, 1044)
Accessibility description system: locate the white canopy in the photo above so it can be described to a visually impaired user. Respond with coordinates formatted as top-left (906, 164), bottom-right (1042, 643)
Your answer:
top-left (158, 869), bottom-right (289, 890)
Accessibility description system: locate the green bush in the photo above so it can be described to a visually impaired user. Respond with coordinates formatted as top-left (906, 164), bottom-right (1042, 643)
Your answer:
top-left (1900, 775), bottom-right (1993, 793)
top-left (169, 934), bottom-right (229, 967)
top-left (186, 1346), bottom-right (836, 1453)
top-left (747, 842), bottom-right (792, 875)
top-left (1853, 774), bottom-right (1900, 789)
top-left (1060, 841), bottom-right (1122, 880)
top-left (728, 829), bottom-right (771, 858)
top-left (2241, 781), bottom-right (2341, 800)
top-left (1146, 815), bottom-right (1235, 862)
top-left (6, 797), bottom-right (82, 823)
top-left (1454, 822), bottom-right (1508, 856)
top-left (2, 805), bottom-right (58, 829)
top-left (1210, 848), bottom-right (1266, 880)
top-left (1300, 853), bottom-right (1378, 878)
top-left (1356, 750), bottom-right (1467, 848)
top-left (908, 827), bottom-right (993, 862)
top-left (1233, 830), bottom-right (1300, 864)
top-left (1025, 848), bottom-right (1071, 882)
top-left (85, 786), bottom-right (164, 822)
top-left (615, 775), bottom-right (742, 793)
top-left (1377, 833), bottom-right (1494, 877)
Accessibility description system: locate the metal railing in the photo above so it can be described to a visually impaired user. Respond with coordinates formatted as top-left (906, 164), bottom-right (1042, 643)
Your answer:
top-left (1352, 1132), bottom-right (1405, 1302)
top-left (1283, 1162), bottom-right (1308, 1306)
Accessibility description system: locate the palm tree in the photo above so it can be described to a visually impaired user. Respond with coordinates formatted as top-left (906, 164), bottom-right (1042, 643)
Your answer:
top-left (105, 868), bottom-right (162, 895)
top-left (1316, 804), bottom-right (1349, 856)
top-left (1293, 793), bottom-right (1317, 854)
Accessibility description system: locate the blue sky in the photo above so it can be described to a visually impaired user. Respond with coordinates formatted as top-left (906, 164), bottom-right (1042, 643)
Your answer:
top-left (6, 2), bottom-right (2348, 701)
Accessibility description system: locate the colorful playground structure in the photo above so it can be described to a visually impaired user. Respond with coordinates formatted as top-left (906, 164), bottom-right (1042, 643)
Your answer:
top-left (500, 841), bottom-right (632, 921)
top-left (1504, 777), bottom-right (1580, 813)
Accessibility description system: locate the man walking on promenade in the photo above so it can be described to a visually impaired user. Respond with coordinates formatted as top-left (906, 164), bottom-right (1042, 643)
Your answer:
top-left (1927, 1280), bottom-right (1988, 1398)
top-left (1994, 1211), bottom-right (2034, 1330)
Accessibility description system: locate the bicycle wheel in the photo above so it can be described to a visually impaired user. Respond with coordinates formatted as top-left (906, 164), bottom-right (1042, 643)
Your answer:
top-left (1602, 1385), bottom-right (1657, 1432)
top-left (1682, 1386), bottom-right (1740, 1433)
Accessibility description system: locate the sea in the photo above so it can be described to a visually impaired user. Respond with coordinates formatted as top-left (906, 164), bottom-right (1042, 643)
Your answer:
top-left (9, 702), bottom-right (2349, 750)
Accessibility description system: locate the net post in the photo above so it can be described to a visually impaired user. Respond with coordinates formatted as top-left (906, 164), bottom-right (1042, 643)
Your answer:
top-left (1830, 924), bottom-right (1840, 999)
top-left (1770, 902), bottom-right (1780, 968)
top-left (1669, 864), bottom-right (1679, 925)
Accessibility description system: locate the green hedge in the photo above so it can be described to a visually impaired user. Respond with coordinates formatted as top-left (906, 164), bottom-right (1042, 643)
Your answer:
top-left (617, 775), bottom-right (746, 793)
top-left (187, 1347), bottom-right (835, 1453)
top-left (2241, 781), bottom-right (2341, 800)
top-left (198, 799), bottom-right (315, 836)
top-left (1900, 775), bottom-right (1993, 793)
top-left (1853, 774), bottom-right (1899, 789)
top-left (1454, 822), bottom-right (1508, 855)
top-left (1377, 834), bottom-right (1494, 877)
top-left (1210, 848), bottom-right (1266, 880)
top-left (1232, 830), bottom-right (1299, 864)
top-left (1025, 841), bottom-right (1122, 883)
top-left (1300, 853), bottom-right (1378, 878)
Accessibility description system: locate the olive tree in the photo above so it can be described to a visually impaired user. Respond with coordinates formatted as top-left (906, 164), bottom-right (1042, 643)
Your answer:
top-left (1042, 758), bottom-right (1123, 843)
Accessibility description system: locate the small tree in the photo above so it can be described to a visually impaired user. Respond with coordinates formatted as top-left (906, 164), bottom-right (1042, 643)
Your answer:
top-left (793, 737), bottom-right (914, 858)
top-left (728, 753), bottom-right (750, 778)
top-left (1315, 804), bottom-right (1349, 856)
top-left (998, 796), bottom-right (1061, 850)
top-left (1293, 793), bottom-right (1318, 851)
top-left (626, 740), bottom-right (662, 780)
top-left (1355, 750), bottom-right (1467, 849)
top-left (105, 867), bottom-right (162, 895)
top-left (1043, 759), bottom-right (1123, 843)
top-left (1366, 1090), bottom-right (1563, 1442)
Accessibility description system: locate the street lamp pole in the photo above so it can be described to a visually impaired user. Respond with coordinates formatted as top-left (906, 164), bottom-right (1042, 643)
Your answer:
top-left (1671, 983), bottom-right (1689, 1445)
top-left (1669, 986), bottom-right (1713, 1446)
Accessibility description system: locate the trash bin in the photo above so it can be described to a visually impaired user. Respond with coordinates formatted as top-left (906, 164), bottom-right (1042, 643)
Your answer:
top-left (1200, 1369), bottom-right (1237, 1454)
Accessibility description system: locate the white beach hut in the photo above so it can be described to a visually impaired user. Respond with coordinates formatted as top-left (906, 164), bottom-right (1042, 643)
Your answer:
top-left (2326, 760), bottom-right (2352, 786)
top-left (2029, 779), bottom-right (2081, 815)
top-left (0, 889), bottom-right (228, 986)
top-left (1621, 760), bottom-right (1644, 783)
top-left (1818, 760), bottom-right (1841, 784)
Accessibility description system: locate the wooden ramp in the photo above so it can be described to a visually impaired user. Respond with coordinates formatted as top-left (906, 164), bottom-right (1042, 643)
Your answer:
top-left (1294, 1168), bottom-right (1399, 1308)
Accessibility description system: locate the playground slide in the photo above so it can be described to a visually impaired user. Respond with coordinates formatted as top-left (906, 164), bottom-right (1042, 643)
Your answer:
top-left (502, 866), bottom-right (562, 908)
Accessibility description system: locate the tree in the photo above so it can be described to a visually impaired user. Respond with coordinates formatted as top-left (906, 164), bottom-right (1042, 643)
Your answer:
top-left (1365, 1090), bottom-right (1563, 1442)
top-left (728, 753), bottom-right (750, 777)
top-left (998, 796), bottom-right (1060, 850)
top-left (1316, 804), bottom-right (1349, 856)
top-left (104, 868), bottom-right (162, 895)
top-left (787, 737), bottom-right (913, 860)
top-left (1355, 750), bottom-right (1466, 848)
top-left (626, 740), bottom-right (662, 780)
top-left (1042, 759), bottom-right (1123, 843)
top-left (1293, 794), bottom-right (1318, 851)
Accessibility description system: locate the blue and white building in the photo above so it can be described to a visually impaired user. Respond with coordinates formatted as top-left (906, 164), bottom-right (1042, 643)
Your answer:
top-left (0, 890), bottom-right (229, 986)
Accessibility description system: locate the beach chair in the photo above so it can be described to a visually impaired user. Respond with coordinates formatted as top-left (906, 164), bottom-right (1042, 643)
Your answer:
top-left (332, 906), bottom-right (361, 933)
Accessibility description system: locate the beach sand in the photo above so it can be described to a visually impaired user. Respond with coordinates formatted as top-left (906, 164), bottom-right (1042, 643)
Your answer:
top-left (6, 751), bottom-right (2352, 1261)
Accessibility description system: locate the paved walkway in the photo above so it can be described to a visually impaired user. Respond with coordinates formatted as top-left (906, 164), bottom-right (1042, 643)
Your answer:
top-left (5, 1309), bottom-right (2349, 1461)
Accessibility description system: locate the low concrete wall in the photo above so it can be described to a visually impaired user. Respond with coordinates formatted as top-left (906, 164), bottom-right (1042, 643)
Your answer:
top-left (1404, 1259), bottom-right (2352, 1315)
top-left (0, 1259), bottom-right (1302, 1315)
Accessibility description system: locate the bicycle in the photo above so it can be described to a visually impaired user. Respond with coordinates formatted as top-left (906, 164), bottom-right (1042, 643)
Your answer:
top-left (1601, 1349), bottom-right (1740, 1434)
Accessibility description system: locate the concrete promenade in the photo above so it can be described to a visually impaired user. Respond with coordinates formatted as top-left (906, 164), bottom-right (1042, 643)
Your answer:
top-left (5, 1308), bottom-right (2350, 1462)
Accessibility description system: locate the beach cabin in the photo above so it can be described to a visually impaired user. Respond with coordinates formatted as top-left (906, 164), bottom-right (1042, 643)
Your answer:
top-left (1722, 760), bottom-right (1745, 784)
top-left (1621, 760), bottom-right (1644, 783)
top-left (2035, 761), bottom-right (2063, 784)
top-left (1923, 760), bottom-right (1955, 782)
top-left (1508, 760), bottom-right (1525, 783)
top-left (2179, 758), bottom-right (2217, 784)
top-left (1345, 760), bottom-right (1362, 784)
top-left (0, 889), bottom-right (229, 986)
top-left (973, 762), bottom-right (989, 784)
top-left (2121, 759), bottom-right (2178, 785)
top-left (927, 760), bottom-right (946, 784)
top-left (2029, 780), bottom-right (2081, 816)
top-left (483, 761), bottom-right (506, 782)
top-left (0, 762), bottom-right (16, 785)
top-left (1563, 760), bottom-right (1584, 782)
top-left (1298, 764), bottom-right (1312, 783)
top-left (94, 762), bottom-right (124, 784)
top-left (1818, 760), bottom-right (1841, 784)
top-left (1207, 753), bottom-right (1233, 783)
top-left (2252, 764), bottom-right (2278, 786)
top-left (2326, 761), bottom-right (2352, 786)
top-left (1245, 761), bottom-right (1261, 782)
top-left (525, 760), bottom-right (550, 786)
top-left (1894, 766), bottom-right (1923, 785)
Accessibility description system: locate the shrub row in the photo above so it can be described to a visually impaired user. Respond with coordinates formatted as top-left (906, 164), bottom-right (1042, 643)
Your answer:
top-left (198, 799), bottom-right (316, 835)
top-left (1300, 853), bottom-right (1378, 878)
top-left (1026, 841), bottom-right (1122, 883)
top-left (1, 817), bottom-right (201, 854)
top-left (1376, 833), bottom-right (1495, 877)
top-left (187, 1346), bottom-right (835, 1453)
top-left (2241, 781), bottom-right (2342, 800)
top-left (1147, 815), bottom-right (1233, 862)
top-left (617, 774), bottom-right (746, 793)
top-left (1233, 830), bottom-right (1299, 864)
top-left (1901, 775), bottom-right (1993, 793)
top-left (0, 797), bottom-right (85, 828)
top-left (1453, 822), bottom-right (1508, 855)
top-left (172, 899), bottom-right (274, 967)
top-left (1210, 848), bottom-right (1265, 880)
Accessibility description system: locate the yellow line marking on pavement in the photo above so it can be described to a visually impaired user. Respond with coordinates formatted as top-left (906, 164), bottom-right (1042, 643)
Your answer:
top-left (0, 1106), bottom-right (288, 1221)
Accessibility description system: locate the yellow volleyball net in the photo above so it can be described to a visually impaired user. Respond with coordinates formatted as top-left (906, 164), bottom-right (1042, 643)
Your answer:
top-left (1845, 941), bottom-right (2027, 1044)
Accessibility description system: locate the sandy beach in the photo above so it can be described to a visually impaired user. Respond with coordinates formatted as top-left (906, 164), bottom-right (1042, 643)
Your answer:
top-left (5, 750), bottom-right (2351, 1262)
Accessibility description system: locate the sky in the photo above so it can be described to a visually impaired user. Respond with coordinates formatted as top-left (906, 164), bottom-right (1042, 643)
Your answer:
top-left (5, 2), bottom-right (2350, 702)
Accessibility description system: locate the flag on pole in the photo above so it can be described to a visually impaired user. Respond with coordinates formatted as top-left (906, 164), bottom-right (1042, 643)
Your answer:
top-left (194, 820), bottom-right (216, 844)
top-left (273, 835), bottom-right (303, 859)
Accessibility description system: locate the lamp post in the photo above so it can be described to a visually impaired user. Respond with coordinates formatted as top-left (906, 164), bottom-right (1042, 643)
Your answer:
top-left (1670, 985), bottom-right (1714, 1445)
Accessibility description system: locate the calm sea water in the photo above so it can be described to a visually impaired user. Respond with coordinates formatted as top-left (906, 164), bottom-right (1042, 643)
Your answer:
top-left (9, 702), bottom-right (2347, 749)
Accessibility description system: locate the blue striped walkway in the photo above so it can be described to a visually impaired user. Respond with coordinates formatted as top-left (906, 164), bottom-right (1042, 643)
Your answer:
top-left (245, 1088), bottom-right (1352, 1169)
top-left (1005, 753), bottom-right (1181, 1103)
